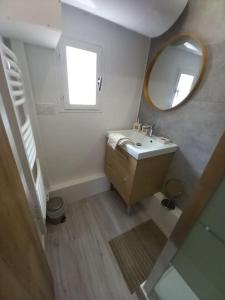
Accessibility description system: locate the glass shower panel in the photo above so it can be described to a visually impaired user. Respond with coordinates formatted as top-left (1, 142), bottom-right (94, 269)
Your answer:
top-left (199, 177), bottom-right (225, 244)
top-left (148, 177), bottom-right (225, 300)
top-left (152, 266), bottom-right (199, 300)
top-left (173, 223), bottom-right (225, 299)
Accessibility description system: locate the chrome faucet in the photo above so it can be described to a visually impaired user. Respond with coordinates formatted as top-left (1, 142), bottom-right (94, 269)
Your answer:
top-left (142, 123), bottom-right (155, 137)
top-left (148, 124), bottom-right (154, 137)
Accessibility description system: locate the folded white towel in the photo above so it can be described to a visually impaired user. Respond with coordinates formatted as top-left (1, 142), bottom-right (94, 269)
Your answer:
top-left (107, 133), bottom-right (134, 150)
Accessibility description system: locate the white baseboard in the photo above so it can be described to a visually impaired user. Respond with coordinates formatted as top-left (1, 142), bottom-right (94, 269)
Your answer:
top-left (49, 173), bottom-right (110, 203)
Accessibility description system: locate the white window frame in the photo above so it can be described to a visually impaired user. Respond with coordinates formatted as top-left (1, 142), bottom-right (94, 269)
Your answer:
top-left (172, 69), bottom-right (194, 107)
top-left (59, 37), bottom-right (102, 112)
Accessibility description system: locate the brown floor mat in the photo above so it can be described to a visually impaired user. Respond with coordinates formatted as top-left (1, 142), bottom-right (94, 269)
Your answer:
top-left (109, 220), bottom-right (167, 293)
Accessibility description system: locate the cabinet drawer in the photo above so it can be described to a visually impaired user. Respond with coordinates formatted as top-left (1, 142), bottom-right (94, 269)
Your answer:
top-left (105, 162), bottom-right (133, 203)
top-left (105, 144), bottom-right (137, 176)
top-left (105, 143), bottom-right (173, 206)
top-left (105, 145), bottom-right (137, 203)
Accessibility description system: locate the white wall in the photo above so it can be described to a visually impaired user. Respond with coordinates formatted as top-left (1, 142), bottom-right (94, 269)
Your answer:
top-left (25, 5), bottom-right (150, 199)
top-left (0, 0), bottom-right (61, 28)
top-left (0, 0), bottom-right (62, 48)
top-left (63, 0), bottom-right (188, 38)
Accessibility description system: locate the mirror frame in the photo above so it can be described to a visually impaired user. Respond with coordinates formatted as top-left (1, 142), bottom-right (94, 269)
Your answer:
top-left (144, 33), bottom-right (207, 111)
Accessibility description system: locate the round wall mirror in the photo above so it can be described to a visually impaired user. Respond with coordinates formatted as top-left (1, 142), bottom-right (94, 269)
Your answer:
top-left (144, 34), bottom-right (206, 111)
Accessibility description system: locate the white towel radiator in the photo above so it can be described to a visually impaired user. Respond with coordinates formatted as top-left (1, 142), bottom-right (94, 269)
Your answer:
top-left (0, 38), bottom-right (47, 233)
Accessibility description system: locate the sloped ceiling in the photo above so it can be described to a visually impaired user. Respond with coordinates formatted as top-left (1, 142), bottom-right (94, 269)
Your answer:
top-left (62, 0), bottom-right (188, 37)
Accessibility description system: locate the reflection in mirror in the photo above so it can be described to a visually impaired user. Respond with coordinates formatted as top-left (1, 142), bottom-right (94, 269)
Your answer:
top-left (144, 35), bottom-right (206, 111)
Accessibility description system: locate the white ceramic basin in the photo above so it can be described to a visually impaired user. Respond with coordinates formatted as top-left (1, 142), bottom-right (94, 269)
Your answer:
top-left (107, 129), bottom-right (178, 160)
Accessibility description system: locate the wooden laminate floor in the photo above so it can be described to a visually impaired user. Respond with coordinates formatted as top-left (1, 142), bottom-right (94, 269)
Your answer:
top-left (46, 190), bottom-right (153, 300)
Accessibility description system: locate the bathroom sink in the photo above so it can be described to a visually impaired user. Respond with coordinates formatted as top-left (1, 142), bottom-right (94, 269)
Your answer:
top-left (107, 129), bottom-right (178, 160)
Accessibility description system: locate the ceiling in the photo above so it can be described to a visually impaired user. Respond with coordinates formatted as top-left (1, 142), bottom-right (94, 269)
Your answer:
top-left (62, 0), bottom-right (188, 38)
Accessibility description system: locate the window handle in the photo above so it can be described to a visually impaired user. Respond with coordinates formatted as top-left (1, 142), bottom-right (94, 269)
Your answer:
top-left (97, 76), bottom-right (102, 91)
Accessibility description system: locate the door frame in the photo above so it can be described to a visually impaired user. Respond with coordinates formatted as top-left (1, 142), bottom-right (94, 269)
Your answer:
top-left (0, 92), bottom-right (54, 300)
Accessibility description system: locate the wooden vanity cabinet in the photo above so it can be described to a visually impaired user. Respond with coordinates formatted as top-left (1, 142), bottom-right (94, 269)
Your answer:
top-left (104, 144), bottom-right (174, 207)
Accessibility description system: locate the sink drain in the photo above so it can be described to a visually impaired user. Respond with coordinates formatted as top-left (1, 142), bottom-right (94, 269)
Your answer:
top-left (136, 142), bottom-right (142, 146)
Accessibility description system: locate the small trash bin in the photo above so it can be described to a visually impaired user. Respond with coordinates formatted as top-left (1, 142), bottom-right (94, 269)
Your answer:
top-left (47, 197), bottom-right (66, 224)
